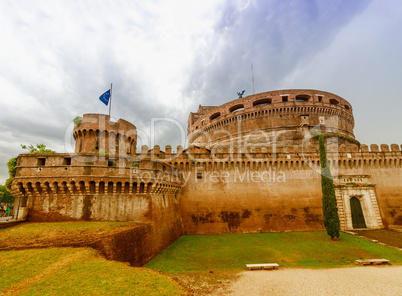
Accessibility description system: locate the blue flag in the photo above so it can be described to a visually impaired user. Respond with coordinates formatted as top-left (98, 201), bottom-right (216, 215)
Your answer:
top-left (99, 89), bottom-right (110, 106)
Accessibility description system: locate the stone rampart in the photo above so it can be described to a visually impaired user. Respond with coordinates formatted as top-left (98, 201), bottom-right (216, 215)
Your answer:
top-left (12, 154), bottom-right (182, 222)
top-left (12, 141), bottom-right (402, 231)
top-left (118, 142), bottom-right (401, 232)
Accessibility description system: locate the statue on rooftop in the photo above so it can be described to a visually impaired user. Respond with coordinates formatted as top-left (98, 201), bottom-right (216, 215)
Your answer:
top-left (237, 90), bottom-right (245, 98)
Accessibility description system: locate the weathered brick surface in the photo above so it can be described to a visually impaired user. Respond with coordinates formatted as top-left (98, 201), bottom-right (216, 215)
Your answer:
top-left (188, 90), bottom-right (354, 148)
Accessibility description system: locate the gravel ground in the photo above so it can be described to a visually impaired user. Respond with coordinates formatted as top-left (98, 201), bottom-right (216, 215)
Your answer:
top-left (211, 266), bottom-right (402, 296)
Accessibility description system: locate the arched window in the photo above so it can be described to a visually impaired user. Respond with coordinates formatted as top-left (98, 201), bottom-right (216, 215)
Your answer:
top-left (139, 182), bottom-right (145, 193)
top-left (210, 112), bottom-right (221, 121)
top-left (99, 182), bottom-right (105, 194)
top-left (330, 99), bottom-right (339, 105)
top-left (89, 181), bottom-right (96, 194)
top-left (229, 104), bottom-right (245, 113)
top-left (253, 98), bottom-right (271, 107)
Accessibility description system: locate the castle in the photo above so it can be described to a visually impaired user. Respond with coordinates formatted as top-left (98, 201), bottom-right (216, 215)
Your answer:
top-left (11, 89), bottom-right (402, 261)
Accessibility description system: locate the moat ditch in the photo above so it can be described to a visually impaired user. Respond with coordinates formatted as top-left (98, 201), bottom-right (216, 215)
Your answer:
top-left (0, 222), bottom-right (162, 266)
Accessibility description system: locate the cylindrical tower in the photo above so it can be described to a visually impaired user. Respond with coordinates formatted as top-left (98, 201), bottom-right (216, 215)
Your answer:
top-left (73, 114), bottom-right (137, 156)
top-left (188, 89), bottom-right (355, 148)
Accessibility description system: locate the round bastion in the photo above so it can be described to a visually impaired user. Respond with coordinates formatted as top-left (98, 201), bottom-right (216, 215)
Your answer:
top-left (187, 89), bottom-right (355, 149)
top-left (73, 114), bottom-right (137, 156)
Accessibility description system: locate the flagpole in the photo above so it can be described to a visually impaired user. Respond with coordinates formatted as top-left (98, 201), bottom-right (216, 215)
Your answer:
top-left (109, 83), bottom-right (113, 117)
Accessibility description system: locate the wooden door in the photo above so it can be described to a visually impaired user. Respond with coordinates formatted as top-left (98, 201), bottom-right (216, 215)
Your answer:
top-left (350, 197), bottom-right (367, 228)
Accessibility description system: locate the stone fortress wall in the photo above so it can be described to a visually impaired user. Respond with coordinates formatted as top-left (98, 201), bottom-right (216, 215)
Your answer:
top-left (10, 90), bottom-right (402, 257)
top-left (171, 144), bottom-right (402, 233)
top-left (12, 142), bottom-right (402, 232)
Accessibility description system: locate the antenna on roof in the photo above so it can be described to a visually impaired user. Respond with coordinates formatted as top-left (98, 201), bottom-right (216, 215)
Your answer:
top-left (251, 64), bottom-right (255, 94)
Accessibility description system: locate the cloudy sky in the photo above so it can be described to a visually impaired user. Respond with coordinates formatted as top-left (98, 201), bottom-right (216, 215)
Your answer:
top-left (1, 0), bottom-right (402, 184)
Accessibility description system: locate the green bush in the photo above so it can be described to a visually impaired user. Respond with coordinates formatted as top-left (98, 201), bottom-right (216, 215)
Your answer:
top-left (73, 116), bottom-right (82, 127)
top-left (0, 185), bottom-right (15, 203)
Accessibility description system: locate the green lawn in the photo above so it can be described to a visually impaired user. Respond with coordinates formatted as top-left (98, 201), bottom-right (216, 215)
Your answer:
top-left (146, 231), bottom-right (402, 271)
top-left (0, 248), bottom-right (185, 296)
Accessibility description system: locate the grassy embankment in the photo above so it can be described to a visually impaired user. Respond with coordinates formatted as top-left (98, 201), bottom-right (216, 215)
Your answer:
top-left (0, 222), bottom-right (185, 296)
top-left (146, 231), bottom-right (402, 271)
top-left (0, 221), bottom-right (136, 240)
top-left (0, 248), bottom-right (185, 296)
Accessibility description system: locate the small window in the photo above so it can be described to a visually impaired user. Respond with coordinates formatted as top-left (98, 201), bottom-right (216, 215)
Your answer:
top-left (318, 96), bottom-right (322, 102)
top-left (295, 95), bottom-right (310, 102)
top-left (63, 158), bottom-right (71, 165)
top-left (344, 104), bottom-right (350, 110)
top-left (253, 99), bottom-right (271, 107)
top-left (282, 96), bottom-right (288, 102)
top-left (197, 173), bottom-right (203, 179)
top-left (37, 158), bottom-right (46, 166)
top-left (108, 159), bottom-right (116, 167)
top-left (330, 99), bottom-right (339, 105)
top-left (201, 120), bottom-right (205, 126)
top-left (229, 104), bottom-right (245, 113)
top-left (301, 115), bottom-right (309, 125)
top-left (210, 112), bottom-right (221, 121)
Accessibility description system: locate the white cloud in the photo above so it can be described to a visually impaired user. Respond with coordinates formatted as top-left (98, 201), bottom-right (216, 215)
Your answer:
top-left (1, 0), bottom-right (401, 184)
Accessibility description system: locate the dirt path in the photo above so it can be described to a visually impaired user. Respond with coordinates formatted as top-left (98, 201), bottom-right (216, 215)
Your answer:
top-left (211, 266), bottom-right (402, 296)
top-left (352, 229), bottom-right (402, 248)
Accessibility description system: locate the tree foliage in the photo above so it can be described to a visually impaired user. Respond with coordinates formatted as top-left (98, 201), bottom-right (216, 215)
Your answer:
top-left (21, 144), bottom-right (55, 153)
top-left (5, 157), bottom-right (17, 189)
top-left (318, 134), bottom-right (340, 239)
top-left (5, 144), bottom-right (55, 189)
top-left (0, 185), bottom-right (15, 203)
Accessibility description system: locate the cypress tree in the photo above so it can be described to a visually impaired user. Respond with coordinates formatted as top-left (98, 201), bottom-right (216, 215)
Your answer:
top-left (318, 134), bottom-right (340, 239)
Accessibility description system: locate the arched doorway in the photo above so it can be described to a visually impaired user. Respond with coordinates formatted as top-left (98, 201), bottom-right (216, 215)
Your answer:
top-left (350, 197), bottom-right (367, 229)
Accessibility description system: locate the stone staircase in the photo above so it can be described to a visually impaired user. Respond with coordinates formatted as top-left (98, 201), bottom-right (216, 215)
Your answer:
top-left (335, 191), bottom-right (347, 230)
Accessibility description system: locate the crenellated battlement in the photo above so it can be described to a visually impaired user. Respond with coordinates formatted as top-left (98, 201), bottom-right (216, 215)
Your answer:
top-left (13, 143), bottom-right (401, 185)
top-left (73, 113), bottom-right (137, 156)
top-left (12, 153), bottom-right (183, 209)
top-left (131, 143), bottom-right (402, 161)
